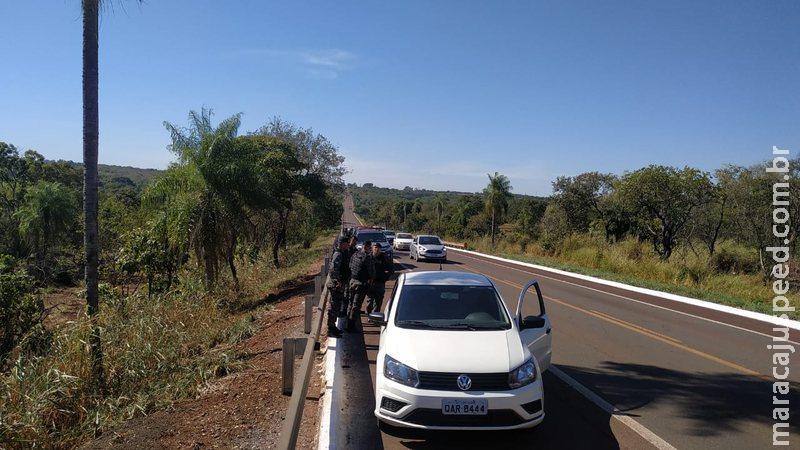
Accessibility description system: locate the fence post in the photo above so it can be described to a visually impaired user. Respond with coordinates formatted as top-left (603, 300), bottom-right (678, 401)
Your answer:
top-left (304, 295), bottom-right (313, 334)
top-left (281, 338), bottom-right (295, 395)
top-left (315, 275), bottom-right (322, 302)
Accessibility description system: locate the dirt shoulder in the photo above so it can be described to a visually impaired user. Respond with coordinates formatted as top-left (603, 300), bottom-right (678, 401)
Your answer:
top-left (83, 277), bottom-right (328, 450)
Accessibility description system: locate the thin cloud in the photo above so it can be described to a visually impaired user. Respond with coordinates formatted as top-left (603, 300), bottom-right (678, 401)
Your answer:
top-left (234, 48), bottom-right (356, 78)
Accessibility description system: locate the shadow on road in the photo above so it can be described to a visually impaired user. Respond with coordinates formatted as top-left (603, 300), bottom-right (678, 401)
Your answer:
top-left (560, 362), bottom-right (800, 438)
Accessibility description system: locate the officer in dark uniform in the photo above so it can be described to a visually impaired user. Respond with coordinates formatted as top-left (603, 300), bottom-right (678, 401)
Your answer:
top-left (325, 236), bottom-right (350, 337)
top-left (347, 240), bottom-right (375, 332)
top-left (367, 242), bottom-right (394, 314)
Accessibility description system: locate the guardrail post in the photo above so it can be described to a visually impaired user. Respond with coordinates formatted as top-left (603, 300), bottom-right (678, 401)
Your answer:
top-left (323, 257), bottom-right (329, 276)
top-left (304, 295), bottom-right (313, 334)
top-left (282, 337), bottom-right (309, 396)
top-left (314, 275), bottom-right (322, 301)
top-left (281, 338), bottom-right (295, 395)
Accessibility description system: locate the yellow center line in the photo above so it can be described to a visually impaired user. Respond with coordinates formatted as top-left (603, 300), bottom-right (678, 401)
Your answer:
top-left (457, 264), bottom-right (765, 378)
top-left (589, 309), bottom-right (683, 344)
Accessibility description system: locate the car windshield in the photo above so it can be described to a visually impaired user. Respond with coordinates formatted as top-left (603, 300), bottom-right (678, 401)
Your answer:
top-left (395, 285), bottom-right (511, 330)
top-left (418, 236), bottom-right (442, 245)
top-left (397, 233), bottom-right (412, 239)
top-left (357, 232), bottom-right (387, 243)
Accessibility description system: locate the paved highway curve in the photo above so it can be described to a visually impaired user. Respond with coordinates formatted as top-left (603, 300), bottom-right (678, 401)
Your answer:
top-left (327, 194), bottom-right (799, 450)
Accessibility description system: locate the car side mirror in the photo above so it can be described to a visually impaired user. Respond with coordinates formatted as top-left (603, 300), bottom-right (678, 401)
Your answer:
top-left (368, 312), bottom-right (387, 326)
top-left (520, 315), bottom-right (545, 330)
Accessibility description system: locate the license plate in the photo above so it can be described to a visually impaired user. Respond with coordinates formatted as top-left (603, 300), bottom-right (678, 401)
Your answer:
top-left (442, 399), bottom-right (488, 415)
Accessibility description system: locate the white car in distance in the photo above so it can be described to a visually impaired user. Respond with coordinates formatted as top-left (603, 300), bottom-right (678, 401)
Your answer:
top-left (410, 234), bottom-right (447, 262)
top-left (393, 233), bottom-right (413, 251)
top-left (368, 271), bottom-right (552, 431)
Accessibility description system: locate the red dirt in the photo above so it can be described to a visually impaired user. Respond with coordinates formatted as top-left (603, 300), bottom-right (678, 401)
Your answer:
top-left (82, 278), bottom-right (330, 449)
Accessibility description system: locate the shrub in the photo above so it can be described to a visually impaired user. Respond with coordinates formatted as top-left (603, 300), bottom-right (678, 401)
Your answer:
top-left (539, 204), bottom-right (569, 253)
top-left (0, 266), bottom-right (44, 364)
top-left (709, 241), bottom-right (759, 274)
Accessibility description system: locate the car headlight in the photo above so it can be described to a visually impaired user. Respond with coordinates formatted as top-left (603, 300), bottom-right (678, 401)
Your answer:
top-left (384, 355), bottom-right (419, 387)
top-left (508, 359), bottom-right (537, 389)
top-left (419, 247), bottom-right (427, 252)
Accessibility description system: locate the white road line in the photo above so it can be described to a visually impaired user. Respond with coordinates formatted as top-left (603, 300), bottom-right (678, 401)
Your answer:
top-left (450, 248), bottom-right (800, 337)
top-left (317, 337), bottom-right (340, 450)
top-left (550, 366), bottom-right (677, 450)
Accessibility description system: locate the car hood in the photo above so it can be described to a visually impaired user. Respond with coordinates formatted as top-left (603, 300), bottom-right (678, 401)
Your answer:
top-left (385, 327), bottom-right (527, 373)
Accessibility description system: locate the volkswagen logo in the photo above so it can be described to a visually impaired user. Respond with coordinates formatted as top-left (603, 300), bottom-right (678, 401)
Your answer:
top-left (456, 374), bottom-right (472, 391)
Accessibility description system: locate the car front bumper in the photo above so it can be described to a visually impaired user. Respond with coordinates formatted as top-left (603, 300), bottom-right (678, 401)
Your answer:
top-left (418, 252), bottom-right (446, 260)
top-left (375, 377), bottom-right (544, 430)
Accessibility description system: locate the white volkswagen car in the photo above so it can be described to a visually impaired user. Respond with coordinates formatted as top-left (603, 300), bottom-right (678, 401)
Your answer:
top-left (368, 271), bottom-right (552, 431)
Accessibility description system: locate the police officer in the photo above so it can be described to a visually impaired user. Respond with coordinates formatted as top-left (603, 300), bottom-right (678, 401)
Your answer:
top-left (346, 240), bottom-right (375, 332)
top-left (367, 242), bottom-right (394, 314)
top-left (325, 236), bottom-right (350, 338)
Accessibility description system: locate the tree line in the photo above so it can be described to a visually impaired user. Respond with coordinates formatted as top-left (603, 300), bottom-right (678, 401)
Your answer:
top-left (352, 161), bottom-right (799, 282)
top-left (0, 111), bottom-right (344, 365)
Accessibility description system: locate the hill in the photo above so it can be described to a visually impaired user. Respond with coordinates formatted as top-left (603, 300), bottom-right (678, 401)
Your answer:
top-left (56, 160), bottom-right (164, 191)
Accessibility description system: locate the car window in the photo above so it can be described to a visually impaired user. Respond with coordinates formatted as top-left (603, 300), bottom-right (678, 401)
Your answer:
top-left (397, 233), bottom-right (412, 239)
top-left (357, 232), bottom-right (387, 243)
top-left (418, 236), bottom-right (442, 245)
top-left (385, 281), bottom-right (399, 322)
top-left (395, 285), bottom-right (511, 330)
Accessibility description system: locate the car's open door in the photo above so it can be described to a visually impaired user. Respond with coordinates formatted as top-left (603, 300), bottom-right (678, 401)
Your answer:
top-left (516, 279), bottom-right (552, 372)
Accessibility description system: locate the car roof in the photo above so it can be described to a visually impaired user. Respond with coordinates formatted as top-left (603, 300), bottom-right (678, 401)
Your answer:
top-left (403, 271), bottom-right (493, 286)
top-left (416, 234), bottom-right (440, 239)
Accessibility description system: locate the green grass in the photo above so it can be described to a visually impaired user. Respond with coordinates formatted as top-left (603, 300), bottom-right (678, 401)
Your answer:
top-left (0, 233), bottom-right (333, 450)
top-left (464, 235), bottom-right (799, 321)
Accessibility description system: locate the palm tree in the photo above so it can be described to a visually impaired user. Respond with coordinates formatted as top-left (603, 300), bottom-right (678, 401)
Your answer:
top-left (16, 181), bottom-right (77, 271)
top-left (483, 172), bottom-right (513, 247)
top-left (82, 0), bottom-right (143, 394)
top-left (82, 0), bottom-right (104, 395)
top-left (153, 109), bottom-right (245, 289)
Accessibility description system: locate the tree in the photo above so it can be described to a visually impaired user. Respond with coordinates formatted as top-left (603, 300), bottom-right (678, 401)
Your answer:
top-left (255, 117), bottom-right (346, 187)
top-left (15, 181), bottom-right (78, 275)
top-left (0, 144), bottom-right (38, 257)
top-left (516, 198), bottom-right (548, 239)
top-left (483, 172), bottom-right (513, 246)
top-left (154, 109), bottom-right (247, 288)
top-left (720, 161), bottom-right (799, 280)
top-left (552, 172), bottom-right (616, 238)
top-left (82, 0), bottom-right (104, 395)
top-left (433, 195), bottom-right (446, 235)
top-left (539, 204), bottom-right (569, 252)
top-left (617, 165), bottom-right (715, 261)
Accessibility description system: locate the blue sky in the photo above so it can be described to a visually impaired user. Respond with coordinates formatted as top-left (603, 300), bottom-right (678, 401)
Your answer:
top-left (1, 1), bottom-right (798, 196)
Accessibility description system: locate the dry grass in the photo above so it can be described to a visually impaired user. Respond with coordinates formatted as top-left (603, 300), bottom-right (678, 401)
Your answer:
top-left (467, 234), bottom-right (798, 320)
top-left (0, 234), bottom-right (332, 450)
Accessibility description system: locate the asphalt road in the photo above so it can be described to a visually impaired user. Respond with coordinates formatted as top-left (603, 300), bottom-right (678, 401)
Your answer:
top-left (334, 194), bottom-right (800, 450)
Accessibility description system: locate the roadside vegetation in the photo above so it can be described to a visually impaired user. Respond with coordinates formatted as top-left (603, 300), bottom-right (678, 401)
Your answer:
top-left (351, 162), bottom-right (799, 320)
top-left (0, 112), bottom-right (344, 448)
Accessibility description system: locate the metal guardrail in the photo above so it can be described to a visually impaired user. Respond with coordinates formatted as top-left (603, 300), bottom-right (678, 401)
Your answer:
top-left (442, 240), bottom-right (468, 249)
top-left (277, 254), bottom-right (330, 450)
